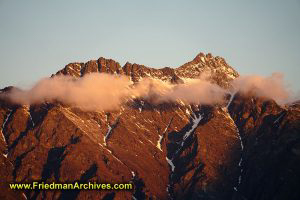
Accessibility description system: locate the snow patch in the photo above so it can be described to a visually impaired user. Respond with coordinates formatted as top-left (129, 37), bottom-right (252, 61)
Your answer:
top-left (274, 112), bottom-right (285, 124)
top-left (182, 113), bottom-right (202, 141)
top-left (156, 118), bottom-right (173, 151)
top-left (166, 157), bottom-right (175, 172)
top-left (67, 66), bottom-right (81, 76)
top-left (29, 111), bottom-right (35, 127)
top-left (146, 139), bottom-right (155, 146)
top-left (156, 135), bottom-right (163, 151)
top-left (226, 92), bottom-right (236, 109)
top-left (238, 157), bottom-right (243, 166)
top-left (22, 193), bottom-right (28, 200)
top-left (185, 109), bottom-right (191, 116)
top-left (237, 128), bottom-right (244, 150)
top-left (172, 112), bottom-right (203, 158)
top-left (75, 63), bottom-right (82, 68)
top-left (220, 108), bottom-right (244, 193)
top-left (227, 73), bottom-right (236, 79)
top-left (104, 125), bottom-right (112, 146)
top-left (131, 171), bottom-right (136, 178)
top-left (234, 126), bottom-right (244, 191)
top-left (200, 56), bottom-right (205, 63)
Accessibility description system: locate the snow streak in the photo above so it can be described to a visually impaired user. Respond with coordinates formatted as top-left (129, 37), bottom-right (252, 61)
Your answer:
top-left (233, 124), bottom-right (244, 192)
top-left (166, 157), bottom-right (175, 172)
top-left (156, 135), bottom-right (163, 151)
top-left (166, 110), bottom-right (203, 199)
top-left (182, 113), bottom-right (202, 142)
top-left (156, 118), bottom-right (173, 151)
top-left (1, 109), bottom-right (12, 158)
top-left (274, 112), bottom-right (285, 124)
top-left (226, 92), bottom-right (236, 109)
top-left (27, 107), bottom-right (35, 127)
top-left (173, 112), bottom-right (203, 157)
top-left (104, 125), bottom-right (112, 146)
top-left (104, 117), bottom-right (119, 146)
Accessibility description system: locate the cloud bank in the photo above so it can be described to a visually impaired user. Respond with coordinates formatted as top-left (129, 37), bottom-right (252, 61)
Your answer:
top-left (0, 72), bottom-right (294, 111)
top-left (232, 73), bottom-right (290, 104)
top-left (2, 74), bottom-right (132, 111)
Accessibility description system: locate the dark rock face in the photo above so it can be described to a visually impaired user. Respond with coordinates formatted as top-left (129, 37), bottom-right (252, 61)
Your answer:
top-left (0, 53), bottom-right (299, 200)
top-left (229, 94), bottom-right (300, 200)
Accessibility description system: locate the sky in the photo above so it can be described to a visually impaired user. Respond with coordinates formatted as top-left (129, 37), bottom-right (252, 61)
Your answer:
top-left (0, 0), bottom-right (299, 92)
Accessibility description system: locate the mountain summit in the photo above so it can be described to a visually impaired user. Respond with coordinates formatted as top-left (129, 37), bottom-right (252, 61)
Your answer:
top-left (0, 53), bottom-right (299, 200)
top-left (54, 52), bottom-right (238, 88)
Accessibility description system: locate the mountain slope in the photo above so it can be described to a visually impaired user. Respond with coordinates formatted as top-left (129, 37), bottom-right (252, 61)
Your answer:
top-left (0, 53), bottom-right (299, 200)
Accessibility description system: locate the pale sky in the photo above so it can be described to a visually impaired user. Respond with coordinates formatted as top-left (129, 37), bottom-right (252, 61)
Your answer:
top-left (0, 0), bottom-right (299, 91)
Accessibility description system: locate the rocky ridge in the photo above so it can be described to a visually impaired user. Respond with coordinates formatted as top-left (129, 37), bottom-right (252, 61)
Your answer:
top-left (54, 53), bottom-right (238, 88)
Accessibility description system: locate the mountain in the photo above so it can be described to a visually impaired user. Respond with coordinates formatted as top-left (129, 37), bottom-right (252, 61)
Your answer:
top-left (0, 53), bottom-right (299, 200)
top-left (54, 52), bottom-right (238, 88)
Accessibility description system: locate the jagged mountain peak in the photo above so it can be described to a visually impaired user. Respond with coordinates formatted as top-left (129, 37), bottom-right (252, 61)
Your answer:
top-left (176, 52), bottom-right (239, 88)
top-left (53, 52), bottom-right (239, 88)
